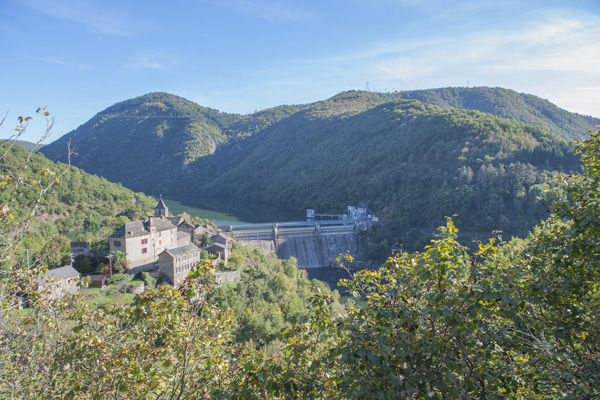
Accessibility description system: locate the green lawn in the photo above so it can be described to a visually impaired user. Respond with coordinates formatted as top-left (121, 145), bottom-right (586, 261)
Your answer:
top-left (81, 275), bottom-right (141, 309)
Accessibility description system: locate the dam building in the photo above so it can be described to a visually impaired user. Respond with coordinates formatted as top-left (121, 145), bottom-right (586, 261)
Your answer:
top-left (220, 204), bottom-right (377, 269)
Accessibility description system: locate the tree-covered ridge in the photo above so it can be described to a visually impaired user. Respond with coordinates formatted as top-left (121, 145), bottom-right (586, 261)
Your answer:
top-left (299, 87), bottom-right (599, 140)
top-left (191, 100), bottom-right (578, 256)
top-left (41, 87), bottom-right (595, 195)
top-left (40, 92), bottom-right (243, 192)
top-left (391, 86), bottom-right (599, 141)
top-left (0, 140), bottom-right (44, 152)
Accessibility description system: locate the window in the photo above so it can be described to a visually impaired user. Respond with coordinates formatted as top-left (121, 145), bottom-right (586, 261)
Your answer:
top-left (114, 240), bottom-right (121, 247)
top-left (142, 248), bottom-right (148, 254)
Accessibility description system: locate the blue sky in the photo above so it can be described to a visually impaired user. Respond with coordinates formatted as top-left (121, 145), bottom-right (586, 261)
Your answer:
top-left (1, 0), bottom-right (600, 142)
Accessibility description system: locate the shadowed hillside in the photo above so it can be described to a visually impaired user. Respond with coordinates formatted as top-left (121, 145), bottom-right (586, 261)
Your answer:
top-left (41, 87), bottom-right (590, 257)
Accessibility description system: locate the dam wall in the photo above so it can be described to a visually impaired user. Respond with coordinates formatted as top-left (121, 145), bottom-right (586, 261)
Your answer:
top-left (232, 222), bottom-right (360, 268)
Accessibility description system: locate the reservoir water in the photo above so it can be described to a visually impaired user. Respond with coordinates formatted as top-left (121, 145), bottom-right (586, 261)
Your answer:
top-left (161, 196), bottom-right (302, 226)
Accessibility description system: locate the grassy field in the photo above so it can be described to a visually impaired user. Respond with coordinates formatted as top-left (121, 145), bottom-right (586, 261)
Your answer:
top-left (82, 276), bottom-right (144, 309)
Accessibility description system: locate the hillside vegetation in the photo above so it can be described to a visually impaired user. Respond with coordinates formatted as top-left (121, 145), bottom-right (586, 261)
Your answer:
top-left (40, 92), bottom-right (242, 194)
top-left (40, 87), bottom-right (592, 255)
top-left (0, 141), bottom-right (155, 268)
top-left (2, 131), bottom-right (600, 399)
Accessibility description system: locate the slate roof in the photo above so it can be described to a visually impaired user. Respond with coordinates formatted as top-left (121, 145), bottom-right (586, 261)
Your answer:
top-left (36, 265), bottom-right (79, 285)
top-left (167, 216), bottom-right (183, 226)
top-left (177, 231), bottom-right (190, 240)
top-left (207, 242), bottom-right (227, 250)
top-left (162, 243), bottom-right (200, 258)
top-left (155, 197), bottom-right (168, 211)
top-left (216, 232), bottom-right (231, 240)
top-left (110, 217), bottom-right (176, 239)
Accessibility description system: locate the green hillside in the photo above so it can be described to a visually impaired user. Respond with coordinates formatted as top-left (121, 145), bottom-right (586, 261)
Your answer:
top-left (42, 88), bottom-right (596, 195)
top-left (390, 87), bottom-right (599, 141)
top-left (299, 87), bottom-right (598, 141)
top-left (40, 92), bottom-right (242, 193)
top-left (0, 142), bottom-right (155, 266)
top-left (190, 99), bottom-right (578, 258)
top-left (0, 139), bottom-right (45, 152)
top-left (40, 88), bottom-right (591, 257)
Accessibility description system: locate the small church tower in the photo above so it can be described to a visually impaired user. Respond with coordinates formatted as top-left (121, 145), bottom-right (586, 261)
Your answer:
top-left (155, 196), bottom-right (169, 218)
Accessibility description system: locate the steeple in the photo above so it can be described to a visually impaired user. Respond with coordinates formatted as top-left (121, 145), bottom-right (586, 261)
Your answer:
top-left (154, 195), bottom-right (169, 217)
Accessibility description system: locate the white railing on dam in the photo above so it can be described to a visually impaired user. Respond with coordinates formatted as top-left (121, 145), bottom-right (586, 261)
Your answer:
top-left (320, 225), bottom-right (354, 235)
top-left (229, 223), bottom-right (356, 241)
top-left (221, 220), bottom-right (354, 232)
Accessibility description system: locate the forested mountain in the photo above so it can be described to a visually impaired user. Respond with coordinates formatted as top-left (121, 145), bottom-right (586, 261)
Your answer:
top-left (0, 139), bottom-right (45, 152)
top-left (40, 88), bottom-right (591, 256)
top-left (190, 99), bottom-right (579, 258)
top-left (40, 92), bottom-right (242, 194)
top-left (41, 88), bottom-right (595, 193)
top-left (387, 87), bottom-right (599, 141)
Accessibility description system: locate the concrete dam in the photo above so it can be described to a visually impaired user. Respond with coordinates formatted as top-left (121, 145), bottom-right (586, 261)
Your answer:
top-left (221, 221), bottom-right (363, 268)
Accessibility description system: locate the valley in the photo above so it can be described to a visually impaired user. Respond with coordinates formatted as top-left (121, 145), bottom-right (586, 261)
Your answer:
top-left (2, 86), bottom-right (600, 398)
top-left (40, 87), bottom-right (592, 261)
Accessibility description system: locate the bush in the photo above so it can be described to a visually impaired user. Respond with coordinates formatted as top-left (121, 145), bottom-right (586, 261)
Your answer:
top-left (106, 273), bottom-right (131, 285)
top-left (133, 271), bottom-right (156, 289)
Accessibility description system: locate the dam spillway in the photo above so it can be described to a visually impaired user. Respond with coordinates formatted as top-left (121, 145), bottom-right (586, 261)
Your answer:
top-left (222, 221), bottom-right (361, 268)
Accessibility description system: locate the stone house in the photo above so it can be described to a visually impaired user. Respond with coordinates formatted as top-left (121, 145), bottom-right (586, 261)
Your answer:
top-left (206, 232), bottom-right (233, 265)
top-left (36, 265), bottom-right (80, 300)
top-left (158, 243), bottom-right (201, 287)
top-left (109, 217), bottom-right (179, 273)
top-left (195, 224), bottom-right (217, 240)
top-left (168, 215), bottom-right (196, 244)
top-left (215, 270), bottom-right (241, 285)
top-left (109, 198), bottom-right (192, 273)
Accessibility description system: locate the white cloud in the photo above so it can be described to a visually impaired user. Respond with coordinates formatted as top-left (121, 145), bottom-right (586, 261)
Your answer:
top-left (29, 56), bottom-right (91, 70)
top-left (13, 0), bottom-right (132, 36)
top-left (356, 16), bottom-right (600, 113)
top-left (224, 12), bottom-right (600, 117)
top-left (126, 52), bottom-right (172, 71)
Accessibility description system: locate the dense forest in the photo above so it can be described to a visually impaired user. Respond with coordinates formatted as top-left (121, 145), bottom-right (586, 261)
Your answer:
top-left (193, 98), bottom-right (579, 258)
top-left (40, 88), bottom-right (592, 258)
top-left (1, 128), bottom-right (599, 399)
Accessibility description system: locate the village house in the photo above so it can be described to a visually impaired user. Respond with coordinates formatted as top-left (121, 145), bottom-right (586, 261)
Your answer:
top-left (158, 243), bottom-right (201, 287)
top-left (36, 265), bottom-right (80, 300)
top-left (109, 198), bottom-right (190, 273)
top-left (205, 232), bottom-right (233, 265)
top-left (110, 198), bottom-right (236, 282)
top-left (167, 215), bottom-right (196, 244)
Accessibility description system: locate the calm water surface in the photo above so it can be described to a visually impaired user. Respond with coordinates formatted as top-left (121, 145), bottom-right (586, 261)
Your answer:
top-left (162, 196), bottom-right (302, 226)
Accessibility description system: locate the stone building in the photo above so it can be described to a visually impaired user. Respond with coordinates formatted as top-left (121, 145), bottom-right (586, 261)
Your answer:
top-left (108, 198), bottom-right (192, 273)
top-left (109, 217), bottom-right (179, 273)
top-left (205, 232), bottom-right (233, 265)
top-left (168, 215), bottom-right (196, 244)
top-left (158, 243), bottom-right (201, 287)
top-left (36, 265), bottom-right (80, 300)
